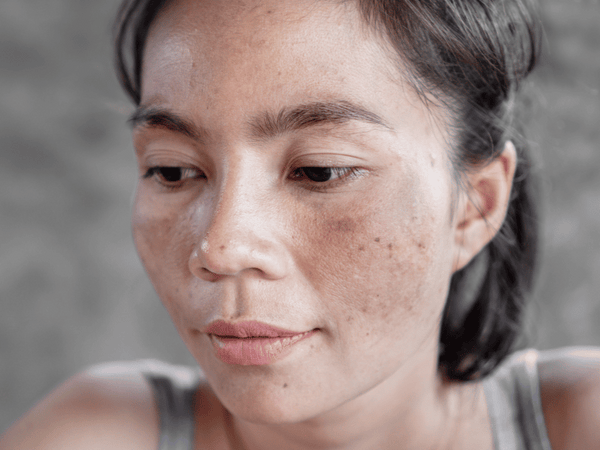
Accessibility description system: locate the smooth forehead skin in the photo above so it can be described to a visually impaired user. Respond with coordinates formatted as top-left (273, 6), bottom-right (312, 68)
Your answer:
top-left (132, 0), bottom-right (466, 441)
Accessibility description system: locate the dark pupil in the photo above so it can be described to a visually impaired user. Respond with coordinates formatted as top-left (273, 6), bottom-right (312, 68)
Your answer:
top-left (159, 167), bottom-right (182, 182)
top-left (303, 167), bottom-right (332, 182)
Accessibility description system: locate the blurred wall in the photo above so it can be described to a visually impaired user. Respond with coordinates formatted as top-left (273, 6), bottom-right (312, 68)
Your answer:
top-left (1, 0), bottom-right (599, 434)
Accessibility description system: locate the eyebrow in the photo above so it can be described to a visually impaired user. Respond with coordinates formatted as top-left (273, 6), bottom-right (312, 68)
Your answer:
top-left (128, 106), bottom-right (203, 140)
top-left (128, 100), bottom-right (390, 141)
top-left (250, 100), bottom-right (391, 138)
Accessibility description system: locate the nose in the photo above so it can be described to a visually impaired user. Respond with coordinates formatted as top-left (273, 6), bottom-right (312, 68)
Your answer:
top-left (189, 171), bottom-right (290, 281)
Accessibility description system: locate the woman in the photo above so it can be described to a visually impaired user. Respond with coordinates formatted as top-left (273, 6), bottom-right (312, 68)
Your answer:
top-left (2, 0), bottom-right (599, 449)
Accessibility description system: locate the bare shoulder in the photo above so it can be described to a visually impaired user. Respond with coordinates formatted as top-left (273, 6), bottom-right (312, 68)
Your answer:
top-left (538, 347), bottom-right (600, 450)
top-left (0, 361), bottom-right (159, 450)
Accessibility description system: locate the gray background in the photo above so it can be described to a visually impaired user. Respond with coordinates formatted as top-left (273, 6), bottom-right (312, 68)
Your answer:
top-left (1, 0), bottom-right (599, 435)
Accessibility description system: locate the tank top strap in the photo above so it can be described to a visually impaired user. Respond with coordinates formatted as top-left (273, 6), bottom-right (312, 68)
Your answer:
top-left (483, 349), bottom-right (553, 450)
top-left (139, 360), bottom-right (201, 450)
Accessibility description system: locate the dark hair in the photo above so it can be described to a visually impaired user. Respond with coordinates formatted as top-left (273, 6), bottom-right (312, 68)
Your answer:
top-left (114, 0), bottom-right (542, 381)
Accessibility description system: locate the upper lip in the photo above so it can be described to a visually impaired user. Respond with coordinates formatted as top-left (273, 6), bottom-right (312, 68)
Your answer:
top-left (204, 320), bottom-right (307, 338)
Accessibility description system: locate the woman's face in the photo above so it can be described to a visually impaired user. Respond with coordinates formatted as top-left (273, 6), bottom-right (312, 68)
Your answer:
top-left (132, 0), bottom-right (463, 424)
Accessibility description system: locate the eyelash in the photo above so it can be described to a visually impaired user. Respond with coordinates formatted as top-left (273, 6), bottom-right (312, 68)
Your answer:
top-left (289, 166), bottom-right (363, 190)
top-left (143, 165), bottom-right (363, 191)
top-left (143, 166), bottom-right (206, 188)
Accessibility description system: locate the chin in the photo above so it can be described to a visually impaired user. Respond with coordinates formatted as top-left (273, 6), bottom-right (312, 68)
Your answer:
top-left (234, 383), bottom-right (318, 423)
top-left (203, 365), bottom-right (332, 425)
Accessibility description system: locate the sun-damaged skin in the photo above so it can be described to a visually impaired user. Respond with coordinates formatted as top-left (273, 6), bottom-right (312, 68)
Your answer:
top-left (129, 0), bottom-right (505, 449)
top-left (4, 1), bottom-right (600, 450)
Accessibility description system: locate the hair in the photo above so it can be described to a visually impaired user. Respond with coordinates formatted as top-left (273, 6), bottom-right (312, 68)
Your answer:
top-left (113, 0), bottom-right (542, 381)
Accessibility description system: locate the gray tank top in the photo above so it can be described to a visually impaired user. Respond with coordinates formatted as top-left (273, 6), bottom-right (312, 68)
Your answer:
top-left (141, 349), bottom-right (553, 450)
top-left (483, 349), bottom-right (553, 450)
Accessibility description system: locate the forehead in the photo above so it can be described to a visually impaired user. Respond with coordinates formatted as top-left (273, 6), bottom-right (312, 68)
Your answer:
top-left (140, 0), bottom-right (449, 156)
top-left (150, 0), bottom-right (373, 51)
top-left (143, 0), bottom-right (398, 101)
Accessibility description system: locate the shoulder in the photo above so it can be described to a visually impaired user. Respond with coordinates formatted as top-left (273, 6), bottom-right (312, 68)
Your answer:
top-left (0, 361), bottom-right (160, 450)
top-left (538, 347), bottom-right (600, 450)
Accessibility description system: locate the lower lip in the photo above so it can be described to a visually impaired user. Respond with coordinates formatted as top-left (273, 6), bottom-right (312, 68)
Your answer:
top-left (209, 330), bottom-right (315, 365)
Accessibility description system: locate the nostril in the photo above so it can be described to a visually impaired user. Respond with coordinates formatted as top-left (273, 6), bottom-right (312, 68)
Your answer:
top-left (189, 247), bottom-right (220, 281)
top-left (196, 267), bottom-right (222, 282)
top-left (202, 268), bottom-right (221, 280)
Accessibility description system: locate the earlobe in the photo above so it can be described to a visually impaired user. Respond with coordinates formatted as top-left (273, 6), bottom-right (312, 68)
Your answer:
top-left (452, 141), bottom-right (517, 272)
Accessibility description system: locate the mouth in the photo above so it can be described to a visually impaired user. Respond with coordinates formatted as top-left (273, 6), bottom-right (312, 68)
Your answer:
top-left (205, 320), bottom-right (316, 365)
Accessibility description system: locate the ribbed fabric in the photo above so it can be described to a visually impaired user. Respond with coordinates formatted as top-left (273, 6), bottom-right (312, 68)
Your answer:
top-left (139, 350), bottom-right (553, 450)
top-left (140, 360), bottom-right (201, 450)
top-left (483, 349), bottom-right (553, 450)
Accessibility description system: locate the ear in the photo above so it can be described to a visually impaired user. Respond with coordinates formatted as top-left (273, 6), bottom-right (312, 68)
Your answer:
top-left (452, 141), bottom-right (517, 272)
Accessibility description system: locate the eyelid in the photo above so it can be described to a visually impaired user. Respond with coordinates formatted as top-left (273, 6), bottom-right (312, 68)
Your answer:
top-left (290, 166), bottom-right (366, 191)
top-left (134, 137), bottom-right (203, 169)
top-left (143, 166), bottom-right (206, 189)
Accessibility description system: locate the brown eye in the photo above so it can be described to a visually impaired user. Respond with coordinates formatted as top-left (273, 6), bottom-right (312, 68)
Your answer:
top-left (292, 167), bottom-right (359, 183)
top-left (158, 167), bottom-right (183, 182)
top-left (301, 167), bottom-right (333, 182)
top-left (144, 166), bottom-right (205, 185)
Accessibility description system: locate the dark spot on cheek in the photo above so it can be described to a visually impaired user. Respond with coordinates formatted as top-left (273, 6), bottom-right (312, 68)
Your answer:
top-left (347, 315), bottom-right (353, 323)
top-left (283, 383), bottom-right (288, 388)
top-left (374, 237), bottom-right (380, 242)
top-left (332, 218), bottom-right (357, 233)
top-left (388, 243), bottom-right (393, 250)
top-left (219, 245), bottom-right (225, 251)
top-left (361, 306), bottom-right (367, 313)
top-left (358, 246), bottom-right (365, 251)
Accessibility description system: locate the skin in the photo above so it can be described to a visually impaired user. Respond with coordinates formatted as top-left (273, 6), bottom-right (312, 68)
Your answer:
top-left (131, 0), bottom-right (505, 448)
top-left (3, 0), bottom-right (600, 449)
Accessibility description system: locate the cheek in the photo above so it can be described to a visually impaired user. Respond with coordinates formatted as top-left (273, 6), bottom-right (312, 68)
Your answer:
top-left (131, 191), bottom-right (196, 300)
top-left (292, 184), bottom-right (452, 336)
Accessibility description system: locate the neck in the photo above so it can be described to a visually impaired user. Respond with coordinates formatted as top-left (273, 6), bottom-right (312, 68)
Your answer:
top-left (230, 339), bottom-right (488, 450)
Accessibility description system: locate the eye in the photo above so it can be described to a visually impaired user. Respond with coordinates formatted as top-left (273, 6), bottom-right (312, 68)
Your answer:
top-left (144, 166), bottom-right (205, 185)
top-left (291, 167), bottom-right (358, 183)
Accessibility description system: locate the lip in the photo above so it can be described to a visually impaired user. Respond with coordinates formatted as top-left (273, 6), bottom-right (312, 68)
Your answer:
top-left (205, 320), bottom-right (316, 365)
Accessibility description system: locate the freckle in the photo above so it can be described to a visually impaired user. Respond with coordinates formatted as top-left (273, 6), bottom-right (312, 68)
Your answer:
top-left (283, 383), bottom-right (288, 388)
top-left (219, 245), bottom-right (225, 251)
top-left (361, 306), bottom-right (367, 313)
top-left (358, 246), bottom-right (365, 251)
top-left (366, 332), bottom-right (369, 336)
top-left (347, 316), bottom-right (353, 322)
top-left (388, 243), bottom-right (392, 250)
top-left (374, 237), bottom-right (380, 242)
